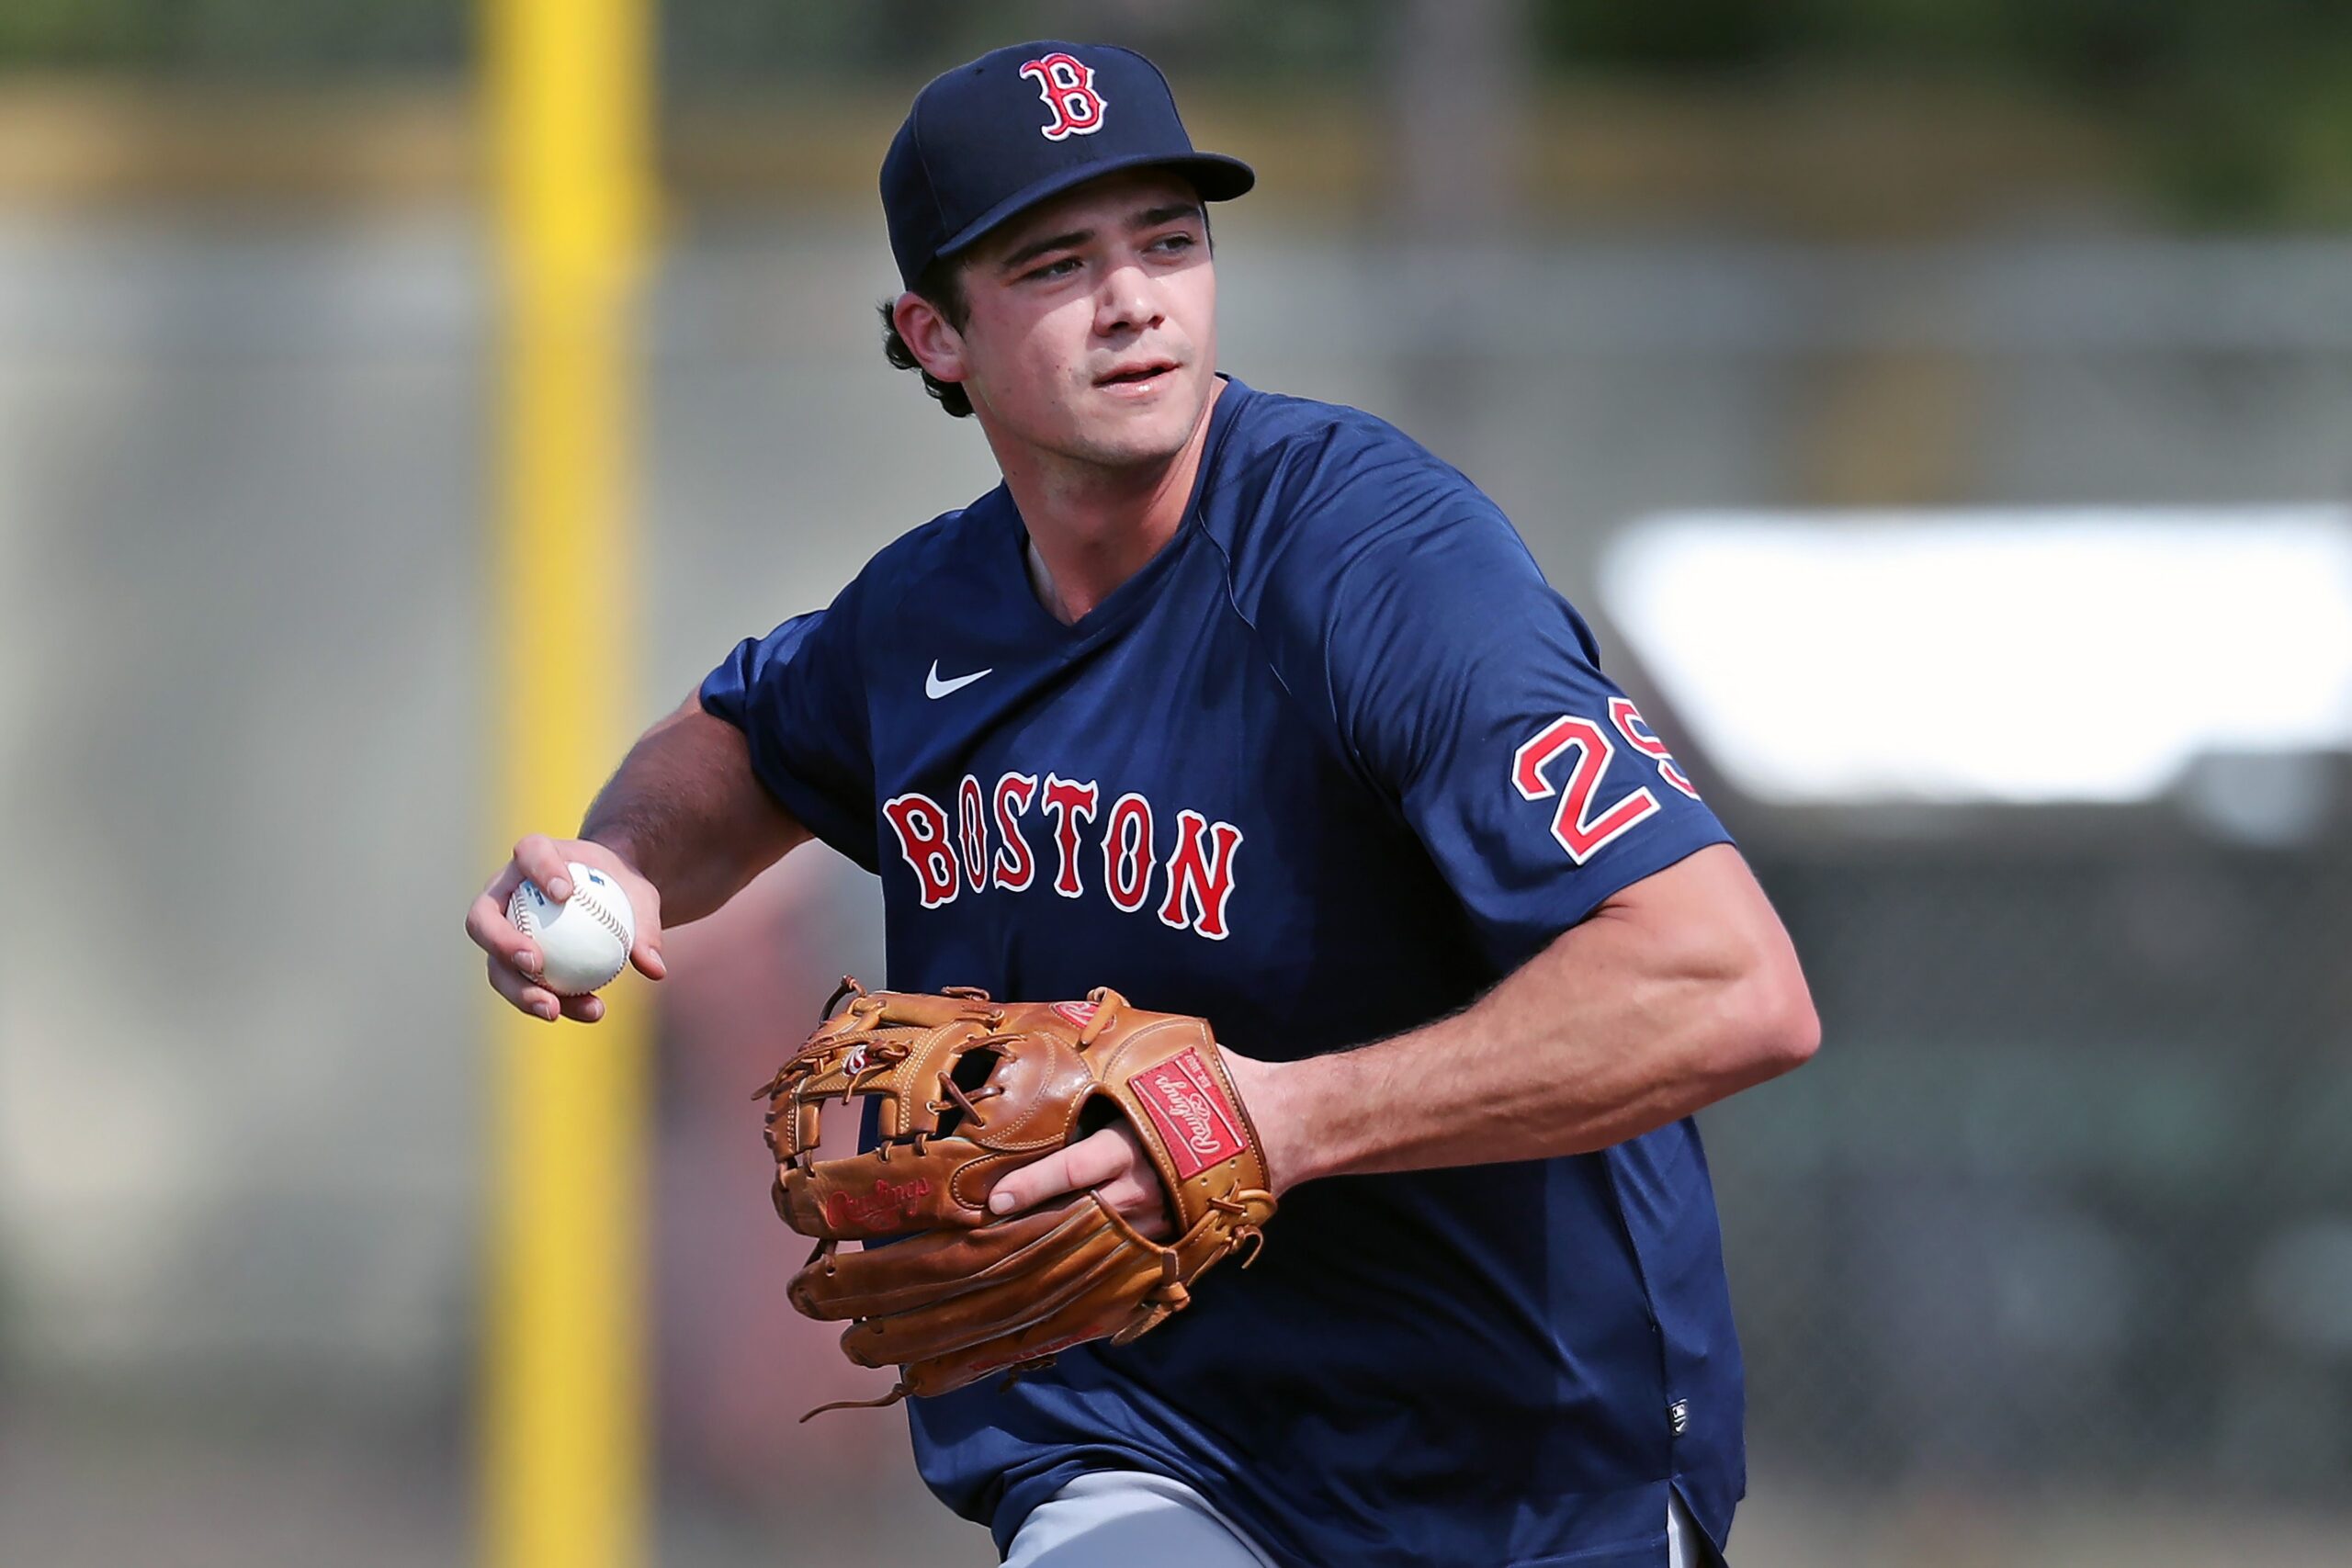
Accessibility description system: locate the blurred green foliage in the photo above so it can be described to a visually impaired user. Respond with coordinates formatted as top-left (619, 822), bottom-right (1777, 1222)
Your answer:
top-left (0, 0), bottom-right (464, 70)
top-left (1535, 0), bottom-right (2352, 222)
top-left (654, 1), bottom-right (1383, 84)
top-left (0, 0), bottom-right (2344, 221)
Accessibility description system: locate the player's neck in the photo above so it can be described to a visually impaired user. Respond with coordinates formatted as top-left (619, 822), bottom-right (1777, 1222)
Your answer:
top-left (994, 378), bottom-right (1224, 626)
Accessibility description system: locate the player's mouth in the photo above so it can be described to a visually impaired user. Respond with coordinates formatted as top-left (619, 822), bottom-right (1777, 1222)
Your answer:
top-left (1094, 358), bottom-right (1181, 394)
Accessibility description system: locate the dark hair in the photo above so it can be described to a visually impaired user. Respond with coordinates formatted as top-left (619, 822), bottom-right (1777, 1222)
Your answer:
top-left (879, 257), bottom-right (974, 419)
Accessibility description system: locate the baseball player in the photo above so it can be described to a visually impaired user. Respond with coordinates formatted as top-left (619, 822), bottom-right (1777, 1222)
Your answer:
top-left (467, 40), bottom-right (1817, 1568)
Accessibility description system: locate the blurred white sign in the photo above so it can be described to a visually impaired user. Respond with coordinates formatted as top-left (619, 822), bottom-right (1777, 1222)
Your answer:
top-left (1600, 507), bottom-right (2352, 807)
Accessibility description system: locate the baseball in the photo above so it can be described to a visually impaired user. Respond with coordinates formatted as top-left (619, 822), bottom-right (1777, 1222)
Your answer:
top-left (507, 862), bottom-right (637, 996)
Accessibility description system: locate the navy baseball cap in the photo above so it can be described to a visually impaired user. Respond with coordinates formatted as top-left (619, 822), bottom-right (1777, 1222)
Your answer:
top-left (882, 41), bottom-right (1255, 291)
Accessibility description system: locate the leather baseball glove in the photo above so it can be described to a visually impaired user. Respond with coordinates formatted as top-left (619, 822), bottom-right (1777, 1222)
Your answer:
top-left (755, 979), bottom-right (1276, 1415)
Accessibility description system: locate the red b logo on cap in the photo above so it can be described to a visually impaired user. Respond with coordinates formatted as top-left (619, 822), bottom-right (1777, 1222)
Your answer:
top-left (1020, 52), bottom-right (1107, 141)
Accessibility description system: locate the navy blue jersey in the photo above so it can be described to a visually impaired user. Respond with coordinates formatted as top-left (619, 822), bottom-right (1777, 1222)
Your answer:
top-left (701, 378), bottom-right (1744, 1568)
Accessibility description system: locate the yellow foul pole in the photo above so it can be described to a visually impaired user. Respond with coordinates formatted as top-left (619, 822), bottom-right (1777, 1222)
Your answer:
top-left (481, 3), bottom-right (653, 1567)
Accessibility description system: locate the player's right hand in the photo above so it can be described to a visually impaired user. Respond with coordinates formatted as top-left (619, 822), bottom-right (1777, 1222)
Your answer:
top-left (465, 833), bottom-right (668, 1024)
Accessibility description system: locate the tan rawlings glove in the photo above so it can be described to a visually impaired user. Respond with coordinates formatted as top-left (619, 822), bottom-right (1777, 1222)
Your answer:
top-left (756, 980), bottom-right (1276, 1415)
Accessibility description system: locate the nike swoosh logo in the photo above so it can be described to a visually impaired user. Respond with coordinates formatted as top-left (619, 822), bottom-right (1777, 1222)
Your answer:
top-left (925, 660), bottom-right (994, 700)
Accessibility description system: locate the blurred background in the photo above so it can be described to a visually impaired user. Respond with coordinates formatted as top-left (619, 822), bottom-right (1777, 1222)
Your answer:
top-left (4, 2), bottom-right (2350, 1564)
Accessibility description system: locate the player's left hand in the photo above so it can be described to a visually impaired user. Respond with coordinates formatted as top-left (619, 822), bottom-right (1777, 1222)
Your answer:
top-left (984, 1048), bottom-right (1294, 1234)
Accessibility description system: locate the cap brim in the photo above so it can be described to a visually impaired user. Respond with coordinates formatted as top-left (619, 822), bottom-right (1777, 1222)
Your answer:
top-left (934, 152), bottom-right (1256, 265)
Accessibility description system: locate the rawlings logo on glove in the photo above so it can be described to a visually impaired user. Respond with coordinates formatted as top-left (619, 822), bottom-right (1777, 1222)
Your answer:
top-left (754, 979), bottom-right (1276, 1415)
top-left (1133, 1052), bottom-right (1248, 1176)
top-left (819, 1176), bottom-right (935, 1232)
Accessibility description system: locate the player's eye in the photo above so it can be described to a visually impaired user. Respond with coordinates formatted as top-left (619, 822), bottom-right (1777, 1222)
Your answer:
top-left (1023, 255), bottom-right (1083, 282)
top-left (1148, 232), bottom-right (1195, 255)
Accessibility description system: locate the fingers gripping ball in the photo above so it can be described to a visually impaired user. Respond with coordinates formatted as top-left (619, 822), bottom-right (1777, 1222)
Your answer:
top-left (506, 862), bottom-right (636, 996)
top-left (755, 980), bottom-right (1276, 1415)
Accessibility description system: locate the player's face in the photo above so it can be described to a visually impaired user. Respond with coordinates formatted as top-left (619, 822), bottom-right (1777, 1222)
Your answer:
top-left (946, 170), bottom-right (1218, 469)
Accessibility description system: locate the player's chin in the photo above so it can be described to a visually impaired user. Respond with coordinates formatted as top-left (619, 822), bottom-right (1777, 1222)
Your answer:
top-left (1076, 381), bottom-right (1203, 455)
top-left (1069, 423), bottom-right (1193, 469)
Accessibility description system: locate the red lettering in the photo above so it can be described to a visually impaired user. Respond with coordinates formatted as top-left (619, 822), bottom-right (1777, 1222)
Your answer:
top-left (1158, 810), bottom-right (1243, 941)
top-left (1102, 792), bottom-right (1155, 912)
top-left (820, 1175), bottom-right (934, 1232)
top-left (956, 773), bottom-right (989, 891)
top-left (1608, 696), bottom-right (1699, 799)
top-left (1040, 774), bottom-right (1099, 898)
top-left (882, 791), bottom-right (960, 908)
top-left (891, 772), bottom-right (1244, 940)
top-left (991, 772), bottom-right (1040, 891)
top-left (1512, 716), bottom-right (1659, 863)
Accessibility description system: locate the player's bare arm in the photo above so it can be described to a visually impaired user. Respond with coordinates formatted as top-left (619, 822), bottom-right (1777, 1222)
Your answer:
top-left (1239, 842), bottom-right (1816, 1186)
top-left (463, 688), bottom-right (808, 1023)
top-left (989, 844), bottom-right (1815, 1214)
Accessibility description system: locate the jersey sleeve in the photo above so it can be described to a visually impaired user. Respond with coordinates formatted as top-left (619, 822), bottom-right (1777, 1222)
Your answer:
top-left (1320, 497), bottom-right (1731, 969)
top-left (697, 585), bottom-right (879, 873)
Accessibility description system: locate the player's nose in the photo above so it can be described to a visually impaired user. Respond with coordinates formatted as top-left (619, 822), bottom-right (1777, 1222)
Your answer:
top-left (1092, 258), bottom-right (1163, 337)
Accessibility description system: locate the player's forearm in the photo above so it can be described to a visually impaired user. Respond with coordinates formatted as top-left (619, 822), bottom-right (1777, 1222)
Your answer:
top-left (580, 694), bottom-right (809, 925)
top-left (1244, 846), bottom-right (1819, 1189)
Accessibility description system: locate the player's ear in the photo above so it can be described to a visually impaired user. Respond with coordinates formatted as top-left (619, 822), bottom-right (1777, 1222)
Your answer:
top-left (892, 292), bottom-right (967, 386)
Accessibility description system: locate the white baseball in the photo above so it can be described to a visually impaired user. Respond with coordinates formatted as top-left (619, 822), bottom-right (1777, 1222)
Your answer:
top-left (507, 861), bottom-right (637, 996)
